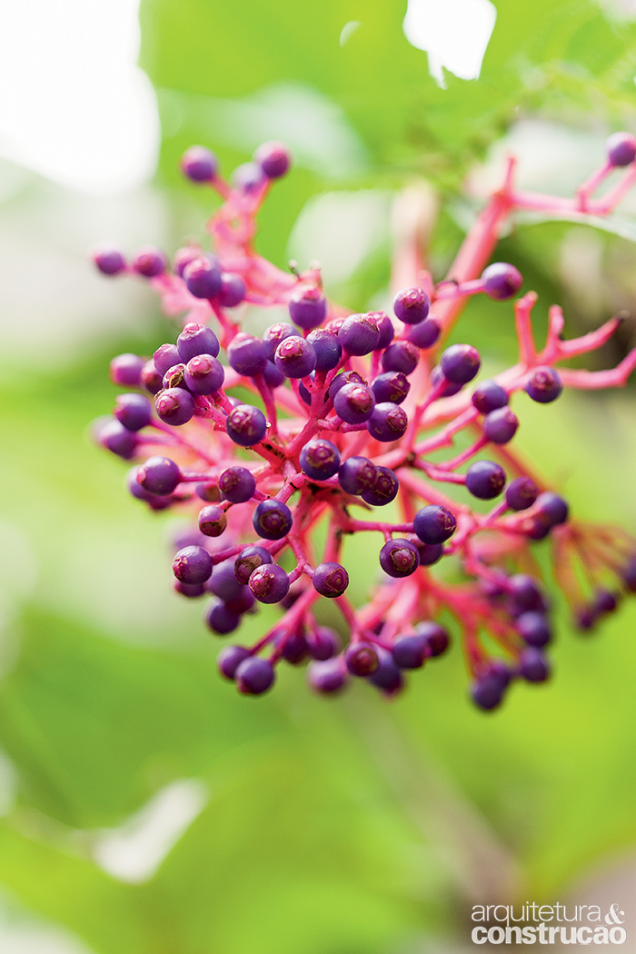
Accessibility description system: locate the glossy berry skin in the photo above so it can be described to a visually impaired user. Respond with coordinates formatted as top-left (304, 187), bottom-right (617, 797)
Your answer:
top-left (367, 647), bottom-right (403, 694)
top-left (517, 612), bottom-right (552, 647)
top-left (372, 372), bottom-right (410, 405)
top-left (177, 322), bottom-right (220, 361)
top-left (414, 505), bottom-right (457, 545)
top-left (328, 370), bottom-right (364, 401)
top-left (141, 361), bottom-right (163, 395)
top-left (153, 344), bottom-right (181, 377)
top-left (208, 561), bottom-right (246, 602)
top-left (300, 439), bottom-right (341, 480)
top-left (416, 621), bottom-right (450, 657)
top-left (132, 246), bottom-right (166, 277)
top-left (253, 141), bottom-right (290, 179)
top-left (217, 645), bottom-right (251, 680)
top-left (367, 403), bottom-right (408, 442)
top-left (440, 344), bottom-right (481, 384)
top-left (345, 643), bottom-right (379, 676)
top-left (465, 460), bottom-right (506, 499)
top-left (219, 272), bottom-right (246, 307)
top-left (173, 247), bottom-right (201, 278)
top-left (172, 546), bottom-right (213, 585)
top-left (227, 333), bottom-right (268, 377)
top-left (509, 575), bottom-right (545, 613)
top-left (518, 647), bottom-right (550, 683)
top-left (338, 315), bottom-right (380, 356)
top-left (415, 541), bottom-right (444, 566)
top-left (525, 366), bottom-right (563, 403)
top-left (361, 466), bottom-right (399, 506)
top-left (471, 677), bottom-right (504, 711)
top-left (205, 600), bottom-right (241, 635)
top-left (280, 631), bottom-right (308, 665)
top-left (481, 262), bottom-right (523, 300)
top-left (98, 419), bottom-right (138, 459)
top-left (607, 131), bottom-right (636, 167)
top-left (307, 659), bottom-right (348, 694)
top-left (369, 311), bottom-right (395, 349)
top-left (392, 634), bottom-right (427, 669)
top-left (114, 393), bottom-right (152, 431)
top-left (198, 506), bottom-right (227, 538)
top-left (184, 354), bottom-right (225, 395)
top-left (156, 388), bottom-right (195, 426)
top-left (472, 380), bottom-right (508, 414)
top-left (94, 247), bottom-right (126, 276)
top-left (109, 353), bottom-right (145, 387)
top-left (274, 336), bottom-right (317, 378)
top-left (263, 361), bottom-right (285, 389)
top-left (184, 256), bottom-right (222, 300)
top-left (535, 492), bottom-right (568, 526)
top-left (248, 564), bottom-right (290, 603)
top-left (174, 581), bottom-right (206, 598)
top-left (235, 656), bottom-right (276, 695)
top-left (379, 539), bottom-right (420, 578)
top-left (338, 456), bottom-right (378, 496)
top-left (505, 476), bottom-right (538, 511)
top-left (312, 562), bottom-right (349, 598)
top-left (306, 329), bottom-right (342, 370)
top-left (235, 546), bottom-right (273, 584)
top-left (181, 145), bottom-right (218, 181)
top-left (288, 287), bottom-right (327, 330)
top-left (219, 466), bottom-right (256, 503)
top-left (484, 407), bottom-right (519, 444)
top-left (333, 382), bottom-right (375, 424)
top-left (136, 456), bottom-right (181, 495)
top-left (252, 500), bottom-right (293, 540)
top-left (381, 340), bottom-right (419, 375)
top-left (306, 626), bottom-right (340, 660)
top-left (430, 365), bottom-right (463, 397)
top-left (262, 323), bottom-right (296, 361)
top-left (226, 404), bottom-right (267, 447)
top-left (408, 318), bottom-right (440, 349)
top-left (393, 287), bottom-right (430, 324)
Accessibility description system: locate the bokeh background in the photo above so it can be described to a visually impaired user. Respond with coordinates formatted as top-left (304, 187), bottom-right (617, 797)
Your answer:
top-left (2, 0), bottom-right (636, 951)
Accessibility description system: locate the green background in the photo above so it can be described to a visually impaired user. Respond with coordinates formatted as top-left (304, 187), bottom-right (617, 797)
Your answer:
top-left (1, 0), bottom-right (636, 950)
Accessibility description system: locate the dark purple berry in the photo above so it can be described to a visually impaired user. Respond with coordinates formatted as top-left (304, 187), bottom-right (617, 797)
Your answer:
top-left (288, 287), bottom-right (327, 330)
top-left (262, 323), bottom-right (296, 361)
top-left (369, 311), bottom-right (395, 349)
top-left (173, 546), bottom-right (213, 585)
top-left (517, 612), bottom-right (552, 647)
top-left (162, 363), bottom-right (186, 390)
top-left (234, 545), bottom-right (270, 584)
top-left (249, 564), bottom-right (290, 603)
top-left (198, 505), bottom-right (227, 537)
top-left (338, 456), bottom-right (378, 495)
top-left (622, 556), bottom-right (636, 591)
top-left (114, 393), bottom-right (152, 431)
top-left (416, 621), bottom-right (450, 657)
top-left (253, 499), bottom-right (293, 540)
top-left (195, 482), bottom-right (220, 502)
top-left (413, 505), bottom-right (457, 545)
top-left (226, 404), bottom-right (267, 447)
top-left (225, 588), bottom-right (256, 616)
top-left (505, 477), bottom-right (538, 511)
top-left (184, 256), bottom-right (222, 300)
top-left (333, 382), bottom-right (375, 424)
top-left (415, 541), bottom-right (444, 565)
top-left (430, 365), bottom-right (463, 397)
top-left (153, 344), bottom-right (181, 377)
top-left (180, 145), bottom-right (218, 182)
top-left (208, 561), bottom-right (246, 602)
top-left (508, 575), bottom-right (545, 612)
top-left (306, 328), bottom-right (342, 370)
top-left (440, 343), bottom-right (480, 385)
top-left (306, 626), bottom-right (340, 660)
top-left (235, 656), bottom-right (276, 695)
top-left (254, 141), bottom-right (290, 179)
top-left (593, 589), bottom-right (618, 614)
top-left (518, 647), bottom-right (550, 683)
top-left (345, 643), bottom-right (379, 676)
top-left (392, 634), bottom-right (427, 669)
top-left (141, 360), bottom-right (163, 395)
top-left (535, 492), bottom-right (568, 526)
top-left (156, 388), bottom-right (195, 426)
top-left (381, 340), bottom-right (419, 375)
top-left (219, 466), bottom-right (256, 503)
top-left (408, 318), bottom-right (440, 349)
top-left (338, 315), bottom-right (380, 356)
top-left (94, 247), bottom-right (126, 276)
top-left (177, 322), bottom-right (220, 361)
top-left (263, 360), bottom-right (285, 389)
top-left (366, 403), bottom-right (408, 442)
top-left (174, 581), bottom-right (206, 598)
top-left (471, 677), bottom-right (504, 711)
top-left (184, 354), bottom-right (224, 395)
top-left (109, 353), bottom-right (145, 387)
top-left (98, 419), bottom-right (138, 458)
top-left (361, 466), bottom-right (399, 506)
top-left (367, 646), bottom-right (403, 694)
top-left (481, 263), bottom-right (523, 300)
top-left (228, 333), bottom-right (268, 377)
top-left (173, 247), bottom-right (200, 278)
top-left (217, 645), bottom-right (251, 680)
top-left (576, 605), bottom-right (598, 631)
top-left (328, 370), bottom-right (364, 401)
top-left (312, 562), bottom-right (349, 598)
top-left (393, 287), bottom-right (430, 325)
top-left (465, 460), bottom-right (506, 499)
top-left (525, 367), bottom-right (563, 404)
top-left (300, 439), bottom-right (341, 480)
top-left (307, 658), bottom-right (348, 694)
top-left (205, 599), bottom-right (240, 635)
top-left (136, 456), bottom-right (181, 495)
top-left (219, 272), bottom-right (246, 307)
top-left (607, 131), bottom-right (636, 167)
top-left (379, 538), bottom-right (420, 578)
top-left (372, 372), bottom-right (410, 405)
top-left (484, 406), bottom-right (519, 444)
top-left (132, 246), bottom-right (166, 277)
top-left (472, 380), bottom-right (508, 414)
top-left (274, 336), bottom-right (317, 378)
top-left (280, 631), bottom-right (309, 665)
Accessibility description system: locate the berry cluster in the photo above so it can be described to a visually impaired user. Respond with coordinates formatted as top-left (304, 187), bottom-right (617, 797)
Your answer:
top-left (93, 134), bottom-right (636, 708)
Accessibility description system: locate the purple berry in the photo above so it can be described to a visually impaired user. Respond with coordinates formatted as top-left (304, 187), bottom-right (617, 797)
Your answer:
top-left (254, 141), bottom-right (291, 179)
top-left (173, 546), bottom-right (213, 585)
top-left (328, 370), bottom-right (364, 400)
top-left (184, 354), bottom-right (225, 395)
top-left (198, 505), bottom-right (227, 537)
top-left (379, 538), bottom-right (420, 578)
top-left (263, 360), bottom-right (285, 389)
top-left (153, 344), bottom-right (181, 377)
top-left (208, 561), bottom-right (246, 602)
top-left (97, 419), bottom-right (138, 459)
top-left (174, 581), bottom-right (206, 598)
top-left (205, 599), bottom-right (241, 635)
top-left (180, 145), bottom-right (218, 182)
top-left (471, 676), bottom-right (505, 711)
top-left (93, 247), bottom-right (126, 276)
top-left (368, 646), bottom-right (403, 694)
top-left (312, 562), bottom-right (349, 598)
top-left (162, 363), bottom-right (186, 390)
top-left (535, 492), bottom-right (568, 526)
top-left (235, 546), bottom-right (273, 584)
top-left (184, 256), bottom-right (222, 300)
top-left (484, 406), bottom-right (519, 444)
top-left (219, 272), bottom-right (246, 308)
top-left (306, 626), bottom-right (340, 660)
top-left (306, 328), bottom-right (342, 370)
top-left (253, 500), bottom-right (293, 540)
top-left (465, 460), bottom-right (506, 499)
top-left (518, 647), bottom-right (550, 683)
top-left (226, 404), bottom-right (267, 446)
top-left (219, 466), bottom-right (256, 503)
top-left (415, 541), bottom-right (444, 565)
top-left (414, 505), bottom-right (457, 545)
top-left (593, 589), bottom-right (618, 614)
top-left (338, 315), bottom-right (380, 356)
top-left (517, 612), bottom-right (552, 647)
top-left (393, 287), bottom-right (430, 325)
top-left (392, 634), bottom-right (427, 669)
top-left (430, 365), bottom-right (463, 397)
top-left (248, 564), bottom-right (290, 603)
top-left (416, 621), bottom-right (450, 657)
top-left (361, 466), bottom-right (399, 506)
top-left (114, 393), bottom-right (152, 431)
top-left (440, 343), bottom-right (481, 385)
top-left (381, 340), bottom-right (419, 375)
top-left (525, 367), bottom-right (563, 403)
top-left (227, 332), bottom-right (268, 377)
top-left (366, 403), bottom-right (408, 442)
top-left (173, 247), bottom-right (201, 278)
top-left (372, 372), bottom-right (410, 405)
top-left (345, 643), bottom-right (379, 676)
top-left (141, 360), bottom-right (163, 395)
top-left (333, 382), bottom-right (375, 424)
top-left (472, 380), bottom-right (508, 414)
top-left (235, 656), bottom-right (276, 695)
top-left (408, 318), bottom-right (440, 349)
top-left (109, 353), bottom-right (145, 387)
top-left (368, 311), bottom-right (395, 350)
top-left (262, 323), bottom-right (296, 360)
top-left (288, 287), bottom-right (327, 330)
top-left (155, 388), bottom-right (196, 426)
top-left (217, 645), bottom-right (251, 680)
top-left (307, 658), bottom-right (348, 695)
top-left (136, 456), bottom-right (181, 495)
top-left (177, 322), bottom-right (220, 361)
top-left (279, 630), bottom-right (309, 665)
top-left (505, 477), bottom-right (538, 511)
top-left (300, 439), bottom-right (341, 480)
top-left (132, 246), bottom-right (166, 277)
top-left (481, 263), bottom-right (523, 300)
top-left (274, 335), bottom-right (317, 378)
top-left (338, 456), bottom-right (378, 495)
top-left (607, 131), bottom-right (636, 167)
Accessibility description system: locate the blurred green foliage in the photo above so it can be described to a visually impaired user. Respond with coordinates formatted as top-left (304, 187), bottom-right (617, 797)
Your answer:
top-left (1, 1), bottom-right (636, 952)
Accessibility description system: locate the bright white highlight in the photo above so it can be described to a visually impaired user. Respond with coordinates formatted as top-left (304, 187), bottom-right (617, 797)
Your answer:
top-left (93, 779), bottom-right (208, 883)
top-left (403, 0), bottom-right (497, 85)
top-left (0, 0), bottom-right (159, 193)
